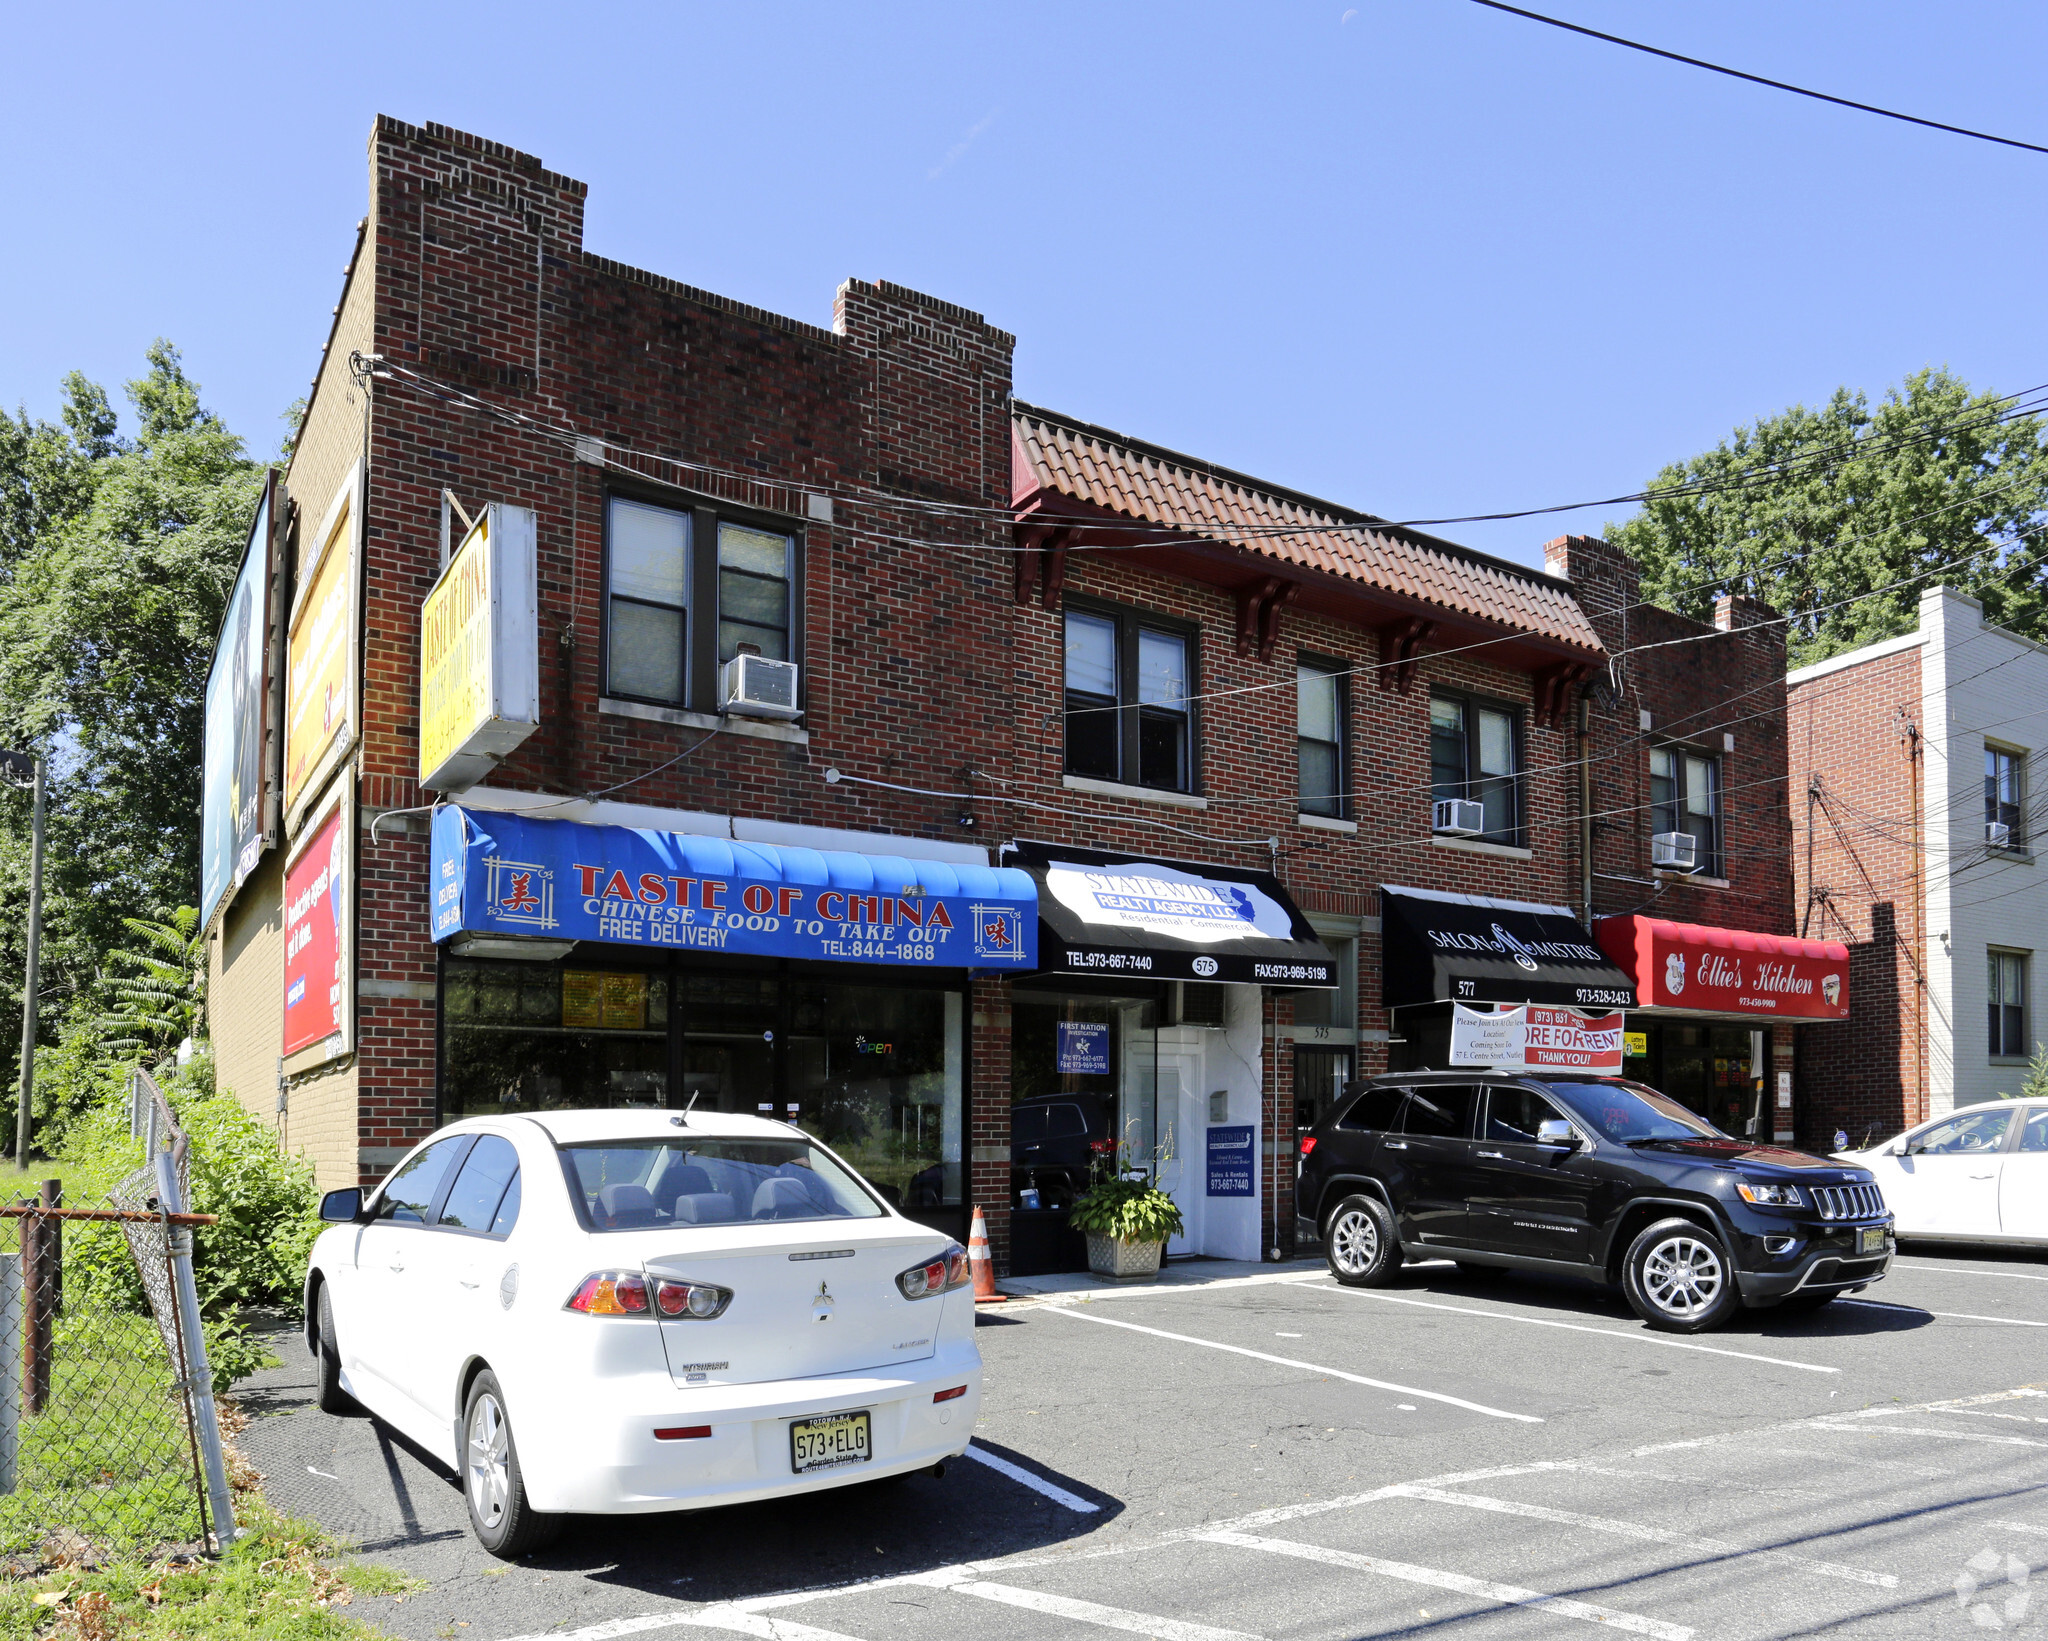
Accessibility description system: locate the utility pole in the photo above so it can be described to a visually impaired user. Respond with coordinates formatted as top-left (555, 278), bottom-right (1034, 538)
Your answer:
top-left (0, 751), bottom-right (43, 1164)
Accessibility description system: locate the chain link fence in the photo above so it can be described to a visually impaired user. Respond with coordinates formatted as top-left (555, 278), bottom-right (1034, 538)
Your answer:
top-left (0, 1070), bottom-right (235, 1564)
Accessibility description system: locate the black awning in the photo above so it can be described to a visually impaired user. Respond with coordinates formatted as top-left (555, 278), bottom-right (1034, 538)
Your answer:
top-left (1380, 885), bottom-right (1637, 1009)
top-left (1007, 842), bottom-right (1337, 987)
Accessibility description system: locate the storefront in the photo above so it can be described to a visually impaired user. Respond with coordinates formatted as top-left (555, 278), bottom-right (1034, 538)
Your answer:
top-left (1378, 886), bottom-right (1639, 1071)
top-left (1001, 843), bottom-right (1337, 1275)
top-left (428, 806), bottom-right (1039, 1242)
top-left (1595, 915), bottom-right (1851, 1141)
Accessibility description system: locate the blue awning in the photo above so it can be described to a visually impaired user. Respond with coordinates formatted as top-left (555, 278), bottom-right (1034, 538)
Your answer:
top-left (431, 807), bottom-right (1037, 970)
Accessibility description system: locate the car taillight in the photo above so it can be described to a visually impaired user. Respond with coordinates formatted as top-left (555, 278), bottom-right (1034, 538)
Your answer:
top-left (898, 1243), bottom-right (970, 1299)
top-left (654, 1425), bottom-right (713, 1440)
top-left (1299, 1136), bottom-right (1318, 1158)
top-left (933, 1385), bottom-right (968, 1403)
top-left (565, 1272), bottom-right (650, 1315)
top-left (654, 1279), bottom-right (733, 1320)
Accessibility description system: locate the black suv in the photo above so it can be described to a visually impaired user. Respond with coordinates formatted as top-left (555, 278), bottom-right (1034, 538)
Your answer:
top-left (1298, 1072), bottom-right (1894, 1332)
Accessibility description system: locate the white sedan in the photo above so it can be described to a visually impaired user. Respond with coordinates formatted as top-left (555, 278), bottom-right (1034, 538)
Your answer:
top-left (303, 1109), bottom-right (981, 1556)
top-left (1835, 1100), bottom-right (2048, 1245)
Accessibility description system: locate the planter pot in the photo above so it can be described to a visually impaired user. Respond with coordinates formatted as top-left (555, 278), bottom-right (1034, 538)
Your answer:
top-left (1086, 1233), bottom-right (1165, 1280)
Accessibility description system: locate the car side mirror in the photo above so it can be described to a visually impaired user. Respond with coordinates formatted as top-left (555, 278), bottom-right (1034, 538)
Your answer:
top-left (319, 1187), bottom-right (363, 1223)
top-left (1536, 1119), bottom-right (1578, 1148)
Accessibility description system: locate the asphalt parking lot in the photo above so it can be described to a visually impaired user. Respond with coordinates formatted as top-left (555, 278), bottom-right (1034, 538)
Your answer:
top-left (236, 1243), bottom-right (2048, 1641)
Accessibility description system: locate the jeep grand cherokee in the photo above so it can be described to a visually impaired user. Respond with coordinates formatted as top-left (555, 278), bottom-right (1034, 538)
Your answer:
top-left (1297, 1073), bottom-right (1893, 1332)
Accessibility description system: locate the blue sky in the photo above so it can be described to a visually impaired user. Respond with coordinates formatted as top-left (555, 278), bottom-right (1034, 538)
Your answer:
top-left (5, 1), bottom-right (2045, 568)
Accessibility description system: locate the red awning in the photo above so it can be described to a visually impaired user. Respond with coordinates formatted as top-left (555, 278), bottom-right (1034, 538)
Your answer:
top-left (1595, 916), bottom-right (1850, 1021)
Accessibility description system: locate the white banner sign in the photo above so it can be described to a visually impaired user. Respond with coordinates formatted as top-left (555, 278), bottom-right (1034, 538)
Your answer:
top-left (1451, 1004), bottom-right (1624, 1073)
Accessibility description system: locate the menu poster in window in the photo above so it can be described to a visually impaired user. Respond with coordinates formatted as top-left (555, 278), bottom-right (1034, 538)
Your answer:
top-left (285, 465), bottom-right (360, 829)
top-left (282, 781), bottom-right (352, 1064)
top-left (562, 970), bottom-right (648, 1030)
top-left (1056, 1020), bottom-right (1110, 1075)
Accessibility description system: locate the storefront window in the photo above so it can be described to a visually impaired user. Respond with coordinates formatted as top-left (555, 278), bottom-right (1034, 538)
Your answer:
top-left (442, 957), bottom-right (967, 1222)
top-left (442, 959), bottom-right (669, 1117)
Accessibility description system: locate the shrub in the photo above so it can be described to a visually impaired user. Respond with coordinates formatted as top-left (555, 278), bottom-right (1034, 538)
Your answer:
top-left (1068, 1141), bottom-right (1185, 1245)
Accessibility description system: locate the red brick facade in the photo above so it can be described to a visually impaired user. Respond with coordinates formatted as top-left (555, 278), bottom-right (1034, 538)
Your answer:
top-left (235, 119), bottom-right (1804, 1273)
top-left (1786, 644), bottom-right (1930, 1144)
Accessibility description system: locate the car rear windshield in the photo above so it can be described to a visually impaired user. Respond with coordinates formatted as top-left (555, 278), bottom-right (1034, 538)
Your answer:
top-left (1541, 1080), bottom-right (1727, 1144)
top-left (562, 1138), bottom-right (886, 1231)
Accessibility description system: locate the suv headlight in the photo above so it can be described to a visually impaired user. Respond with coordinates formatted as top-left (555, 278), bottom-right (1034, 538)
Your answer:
top-left (1735, 1181), bottom-right (1806, 1208)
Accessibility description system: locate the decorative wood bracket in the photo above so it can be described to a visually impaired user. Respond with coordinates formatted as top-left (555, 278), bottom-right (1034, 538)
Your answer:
top-left (1011, 525), bottom-right (1072, 609)
top-left (1533, 662), bottom-right (1591, 729)
top-left (1377, 618), bottom-right (1437, 693)
top-left (1235, 578), bottom-right (1299, 661)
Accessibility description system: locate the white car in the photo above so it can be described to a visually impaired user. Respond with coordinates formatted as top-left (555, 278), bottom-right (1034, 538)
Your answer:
top-left (1835, 1100), bottom-right (2048, 1246)
top-left (303, 1109), bottom-right (981, 1556)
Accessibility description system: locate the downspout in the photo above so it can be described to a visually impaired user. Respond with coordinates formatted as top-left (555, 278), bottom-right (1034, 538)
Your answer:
top-left (1578, 691), bottom-right (1594, 924)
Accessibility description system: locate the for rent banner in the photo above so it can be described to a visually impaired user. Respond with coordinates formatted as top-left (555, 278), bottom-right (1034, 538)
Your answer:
top-left (283, 789), bottom-right (351, 1062)
top-left (1451, 1005), bottom-right (1624, 1073)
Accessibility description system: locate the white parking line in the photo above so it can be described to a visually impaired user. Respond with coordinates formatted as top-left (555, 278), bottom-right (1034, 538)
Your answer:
top-left (1041, 1304), bottom-right (1543, 1422)
top-left (1837, 1298), bottom-right (2048, 1327)
top-left (946, 1579), bottom-right (1263, 1640)
top-left (1307, 1281), bottom-right (1839, 1372)
top-left (1384, 1484), bottom-right (1895, 1587)
top-left (1804, 1424), bottom-right (2048, 1448)
top-left (962, 1441), bottom-right (1101, 1513)
top-left (1893, 1260), bottom-right (2048, 1283)
top-left (1197, 1530), bottom-right (1693, 1641)
top-left (689, 1611), bottom-right (865, 1641)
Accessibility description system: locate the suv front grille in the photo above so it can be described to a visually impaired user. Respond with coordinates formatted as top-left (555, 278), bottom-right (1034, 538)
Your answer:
top-left (1809, 1181), bottom-right (1885, 1221)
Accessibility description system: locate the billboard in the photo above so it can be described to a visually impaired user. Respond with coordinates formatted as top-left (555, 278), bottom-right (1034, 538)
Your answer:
top-left (282, 778), bottom-right (352, 1065)
top-left (200, 472), bottom-right (281, 927)
top-left (419, 504), bottom-right (539, 792)
top-left (285, 464), bottom-right (360, 830)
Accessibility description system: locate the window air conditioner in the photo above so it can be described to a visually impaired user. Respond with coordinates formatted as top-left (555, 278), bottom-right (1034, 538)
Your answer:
top-left (1432, 798), bottom-right (1486, 837)
top-left (1988, 819), bottom-right (2014, 849)
top-left (1652, 831), bottom-right (1699, 872)
top-left (720, 654), bottom-right (800, 720)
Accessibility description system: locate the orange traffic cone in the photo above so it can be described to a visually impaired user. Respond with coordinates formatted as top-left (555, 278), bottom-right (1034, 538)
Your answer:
top-left (967, 1206), bottom-right (1002, 1302)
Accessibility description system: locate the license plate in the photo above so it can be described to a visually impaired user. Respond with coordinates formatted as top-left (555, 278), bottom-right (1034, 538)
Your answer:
top-left (1859, 1226), bottom-right (1887, 1254)
top-left (790, 1411), bottom-right (870, 1474)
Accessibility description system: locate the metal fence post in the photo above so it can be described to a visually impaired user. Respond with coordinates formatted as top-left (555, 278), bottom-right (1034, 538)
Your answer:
top-left (153, 1148), bottom-right (238, 1548)
top-left (0, 1251), bottom-right (18, 1493)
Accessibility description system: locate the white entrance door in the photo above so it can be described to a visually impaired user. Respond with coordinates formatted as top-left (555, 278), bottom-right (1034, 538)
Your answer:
top-left (1125, 1028), bottom-right (1206, 1258)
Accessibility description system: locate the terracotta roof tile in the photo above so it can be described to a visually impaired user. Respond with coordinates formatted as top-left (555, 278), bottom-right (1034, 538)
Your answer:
top-left (1014, 406), bottom-right (1604, 656)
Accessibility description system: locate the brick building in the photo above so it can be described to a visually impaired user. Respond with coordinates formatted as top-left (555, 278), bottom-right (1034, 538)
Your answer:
top-left (205, 118), bottom-right (1835, 1278)
top-left (1787, 585), bottom-right (2048, 1145)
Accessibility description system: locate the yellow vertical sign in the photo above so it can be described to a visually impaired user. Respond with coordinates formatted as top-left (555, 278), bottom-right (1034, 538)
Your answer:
top-left (419, 513), bottom-right (496, 786)
top-left (285, 482), bottom-right (356, 822)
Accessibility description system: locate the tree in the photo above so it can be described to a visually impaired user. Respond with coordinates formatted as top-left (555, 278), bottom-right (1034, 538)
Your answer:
top-left (95, 906), bottom-right (207, 1061)
top-left (0, 344), bottom-right (265, 1139)
top-left (1606, 369), bottom-right (2048, 668)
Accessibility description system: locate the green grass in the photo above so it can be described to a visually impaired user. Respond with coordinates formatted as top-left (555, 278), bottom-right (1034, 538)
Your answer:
top-left (0, 1313), bottom-right (205, 1557)
top-left (0, 1500), bottom-right (421, 1640)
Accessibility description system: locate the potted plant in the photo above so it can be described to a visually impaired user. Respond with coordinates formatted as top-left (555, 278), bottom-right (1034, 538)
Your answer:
top-left (1069, 1139), bottom-right (1184, 1279)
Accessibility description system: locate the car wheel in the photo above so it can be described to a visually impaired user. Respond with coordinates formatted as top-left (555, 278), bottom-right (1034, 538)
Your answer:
top-left (314, 1285), bottom-right (356, 1416)
top-left (463, 1371), bottom-right (563, 1559)
top-left (1324, 1194), bottom-right (1400, 1287)
top-left (1622, 1217), bottom-right (1743, 1333)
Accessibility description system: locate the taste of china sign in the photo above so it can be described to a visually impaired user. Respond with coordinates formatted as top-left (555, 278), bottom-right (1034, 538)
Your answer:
top-left (1595, 915), bottom-right (1849, 1021)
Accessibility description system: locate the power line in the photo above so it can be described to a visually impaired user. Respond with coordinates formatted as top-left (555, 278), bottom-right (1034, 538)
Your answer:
top-left (1465, 0), bottom-right (2048, 157)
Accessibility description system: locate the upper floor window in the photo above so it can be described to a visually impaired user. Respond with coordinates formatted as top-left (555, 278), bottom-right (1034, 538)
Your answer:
top-left (1298, 661), bottom-right (1347, 819)
top-left (1651, 747), bottom-right (1723, 876)
top-left (1991, 949), bottom-right (2029, 1060)
top-left (1987, 745), bottom-right (2027, 849)
top-left (604, 496), bottom-right (795, 710)
top-left (1064, 606), bottom-right (1195, 792)
top-left (1429, 693), bottom-right (1521, 844)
